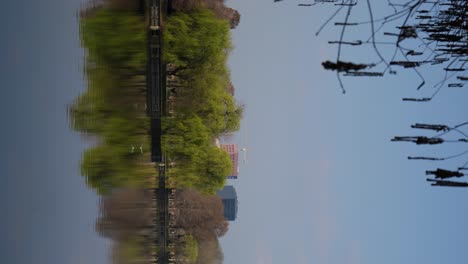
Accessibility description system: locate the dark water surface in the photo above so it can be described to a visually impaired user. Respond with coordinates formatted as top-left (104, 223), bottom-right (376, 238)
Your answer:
top-left (0, 1), bottom-right (111, 263)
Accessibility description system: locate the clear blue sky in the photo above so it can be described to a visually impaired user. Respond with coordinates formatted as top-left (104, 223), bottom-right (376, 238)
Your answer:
top-left (221, 1), bottom-right (468, 264)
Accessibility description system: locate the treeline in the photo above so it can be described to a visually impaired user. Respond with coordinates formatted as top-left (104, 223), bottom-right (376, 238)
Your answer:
top-left (160, 4), bottom-right (241, 264)
top-left (74, 0), bottom-right (241, 263)
top-left (172, 189), bottom-right (227, 264)
top-left (171, 0), bottom-right (240, 29)
top-left (162, 7), bottom-right (243, 194)
top-left (96, 188), bottom-right (226, 264)
top-left (77, 0), bottom-right (243, 195)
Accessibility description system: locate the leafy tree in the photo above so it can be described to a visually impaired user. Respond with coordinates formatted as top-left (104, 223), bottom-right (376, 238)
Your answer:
top-left (192, 146), bottom-right (230, 194)
top-left (182, 235), bottom-right (199, 263)
top-left (163, 9), bottom-right (231, 72)
top-left (163, 115), bottom-right (232, 193)
top-left (174, 189), bottom-right (229, 240)
top-left (196, 239), bottom-right (224, 264)
top-left (199, 91), bottom-right (243, 134)
top-left (171, 0), bottom-right (241, 29)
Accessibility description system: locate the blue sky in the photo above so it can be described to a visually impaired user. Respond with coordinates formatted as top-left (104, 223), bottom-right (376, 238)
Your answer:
top-left (221, 1), bottom-right (468, 264)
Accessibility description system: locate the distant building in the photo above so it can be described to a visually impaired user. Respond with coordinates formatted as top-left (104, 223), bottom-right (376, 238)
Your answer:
top-left (217, 186), bottom-right (238, 221)
top-left (220, 144), bottom-right (239, 179)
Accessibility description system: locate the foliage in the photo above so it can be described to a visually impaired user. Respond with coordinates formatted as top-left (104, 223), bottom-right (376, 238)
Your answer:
top-left (162, 8), bottom-right (242, 192)
top-left (163, 9), bottom-right (231, 70)
top-left (164, 9), bottom-right (243, 134)
top-left (76, 3), bottom-right (236, 263)
top-left (174, 189), bottom-right (229, 240)
top-left (171, 0), bottom-right (241, 29)
top-left (195, 239), bottom-right (224, 264)
top-left (183, 235), bottom-right (199, 263)
top-left (162, 116), bottom-right (231, 194)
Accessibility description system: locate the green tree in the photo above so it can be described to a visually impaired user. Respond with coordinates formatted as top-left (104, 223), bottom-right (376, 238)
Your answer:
top-left (163, 116), bottom-right (231, 193)
top-left (182, 235), bottom-right (199, 263)
top-left (163, 9), bottom-right (231, 72)
top-left (192, 146), bottom-right (230, 194)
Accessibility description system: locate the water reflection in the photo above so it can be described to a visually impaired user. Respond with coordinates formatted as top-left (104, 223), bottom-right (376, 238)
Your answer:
top-left (97, 189), bottom-right (154, 263)
top-left (71, 0), bottom-right (236, 263)
top-left (71, 2), bottom-right (153, 195)
top-left (93, 188), bottom-right (226, 264)
top-left (72, 2), bottom-right (160, 263)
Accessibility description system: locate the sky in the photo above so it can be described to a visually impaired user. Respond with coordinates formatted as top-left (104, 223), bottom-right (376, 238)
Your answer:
top-left (0, 0), bottom-right (111, 263)
top-left (1, 1), bottom-right (468, 264)
top-left (221, 1), bottom-right (468, 264)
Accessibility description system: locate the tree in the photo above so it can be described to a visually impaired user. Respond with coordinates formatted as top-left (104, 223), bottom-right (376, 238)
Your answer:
top-left (171, 0), bottom-right (241, 29)
top-left (192, 146), bottom-right (230, 194)
top-left (174, 189), bottom-right (229, 240)
top-left (196, 239), bottom-right (224, 264)
top-left (163, 115), bottom-right (232, 193)
top-left (294, 0), bottom-right (468, 96)
top-left (163, 9), bottom-right (231, 72)
top-left (181, 235), bottom-right (199, 263)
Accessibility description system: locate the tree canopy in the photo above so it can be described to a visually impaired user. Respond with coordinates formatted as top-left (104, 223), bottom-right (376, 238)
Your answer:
top-left (162, 7), bottom-right (242, 193)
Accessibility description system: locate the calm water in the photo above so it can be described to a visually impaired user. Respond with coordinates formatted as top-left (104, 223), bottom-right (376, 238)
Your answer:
top-left (0, 0), bottom-right (111, 263)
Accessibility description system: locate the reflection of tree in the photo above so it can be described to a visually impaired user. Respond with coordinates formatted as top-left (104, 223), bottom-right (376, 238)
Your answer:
top-left (75, 2), bottom-right (237, 262)
top-left (80, 8), bottom-right (146, 70)
top-left (93, 188), bottom-right (228, 263)
top-left (96, 189), bottom-right (152, 240)
top-left (72, 5), bottom-right (154, 195)
top-left (96, 189), bottom-right (157, 264)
